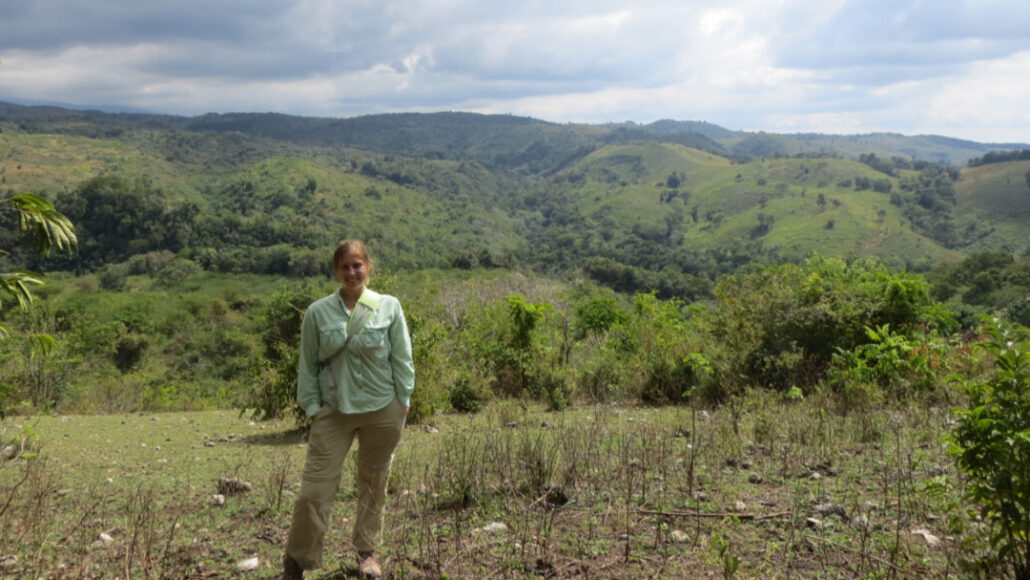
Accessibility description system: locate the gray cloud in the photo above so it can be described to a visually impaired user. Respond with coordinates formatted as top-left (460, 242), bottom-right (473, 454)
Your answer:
top-left (0, 0), bottom-right (1028, 142)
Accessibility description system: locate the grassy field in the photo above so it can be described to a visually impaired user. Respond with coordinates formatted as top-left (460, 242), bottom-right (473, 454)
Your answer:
top-left (1, 394), bottom-right (973, 579)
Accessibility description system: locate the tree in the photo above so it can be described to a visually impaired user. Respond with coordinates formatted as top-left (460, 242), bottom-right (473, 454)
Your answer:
top-left (1, 193), bottom-right (76, 416)
top-left (1, 194), bottom-right (77, 336)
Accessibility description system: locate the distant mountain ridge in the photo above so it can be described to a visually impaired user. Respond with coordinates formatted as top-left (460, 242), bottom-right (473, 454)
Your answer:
top-left (1, 101), bottom-right (1026, 169)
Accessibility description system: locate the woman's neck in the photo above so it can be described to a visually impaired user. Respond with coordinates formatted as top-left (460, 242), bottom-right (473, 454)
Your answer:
top-left (340, 286), bottom-right (364, 310)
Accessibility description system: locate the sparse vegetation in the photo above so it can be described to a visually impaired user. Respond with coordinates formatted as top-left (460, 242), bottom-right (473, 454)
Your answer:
top-left (1, 103), bottom-right (1029, 576)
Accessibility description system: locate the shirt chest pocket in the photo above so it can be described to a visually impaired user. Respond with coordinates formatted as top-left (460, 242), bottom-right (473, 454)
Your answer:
top-left (316, 321), bottom-right (348, 360)
top-left (354, 321), bottom-right (390, 360)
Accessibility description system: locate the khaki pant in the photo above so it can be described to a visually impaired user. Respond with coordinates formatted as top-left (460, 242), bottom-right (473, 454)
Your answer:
top-left (286, 398), bottom-right (406, 570)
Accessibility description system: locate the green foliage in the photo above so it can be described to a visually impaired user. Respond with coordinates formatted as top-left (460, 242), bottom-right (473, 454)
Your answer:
top-left (573, 294), bottom-right (627, 340)
top-left (448, 377), bottom-right (484, 413)
top-left (707, 256), bottom-right (951, 395)
top-left (950, 321), bottom-right (1030, 579)
top-left (967, 149), bottom-right (1030, 167)
top-left (1, 192), bottom-right (76, 414)
top-left (1, 193), bottom-right (77, 317)
top-left (828, 324), bottom-right (950, 412)
top-left (244, 281), bottom-right (325, 422)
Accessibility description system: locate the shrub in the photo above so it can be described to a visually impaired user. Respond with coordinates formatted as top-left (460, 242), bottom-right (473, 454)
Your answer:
top-left (707, 256), bottom-right (953, 392)
top-left (827, 324), bottom-right (951, 411)
top-left (448, 378), bottom-right (484, 413)
top-left (950, 320), bottom-right (1030, 579)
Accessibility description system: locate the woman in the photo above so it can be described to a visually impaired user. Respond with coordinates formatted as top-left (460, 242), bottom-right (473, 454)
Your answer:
top-left (283, 239), bottom-right (414, 580)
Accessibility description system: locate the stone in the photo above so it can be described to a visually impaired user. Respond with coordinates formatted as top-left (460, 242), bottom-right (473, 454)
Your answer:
top-left (732, 501), bottom-right (747, 512)
top-left (98, 532), bottom-right (114, 544)
top-left (236, 557), bottom-right (259, 571)
top-left (670, 530), bottom-right (690, 543)
top-left (748, 473), bottom-right (763, 484)
top-left (909, 528), bottom-right (941, 547)
top-left (814, 502), bottom-right (848, 522)
top-left (474, 522), bottom-right (509, 534)
top-left (209, 494), bottom-right (226, 506)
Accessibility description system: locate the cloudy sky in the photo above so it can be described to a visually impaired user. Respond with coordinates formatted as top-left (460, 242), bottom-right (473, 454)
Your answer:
top-left (1, 0), bottom-right (1028, 143)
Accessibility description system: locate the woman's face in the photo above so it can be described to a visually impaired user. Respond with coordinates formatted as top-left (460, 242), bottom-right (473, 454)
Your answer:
top-left (334, 251), bottom-right (369, 294)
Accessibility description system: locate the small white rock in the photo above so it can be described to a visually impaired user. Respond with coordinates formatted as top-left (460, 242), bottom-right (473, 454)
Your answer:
top-left (105, 478), bottom-right (114, 484)
top-left (910, 528), bottom-right (941, 547)
top-left (209, 494), bottom-right (226, 506)
top-left (732, 501), bottom-right (747, 512)
top-left (236, 557), bottom-right (259, 572)
top-left (98, 532), bottom-right (114, 544)
top-left (670, 530), bottom-right (690, 543)
top-left (474, 522), bottom-right (508, 534)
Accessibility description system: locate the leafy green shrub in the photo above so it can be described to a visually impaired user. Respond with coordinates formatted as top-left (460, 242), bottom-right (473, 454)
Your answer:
top-left (708, 256), bottom-right (952, 393)
top-left (827, 324), bottom-right (951, 412)
top-left (448, 378), bottom-right (484, 413)
top-left (242, 282), bottom-right (324, 422)
top-left (950, 320), bottom-right (1030, 579)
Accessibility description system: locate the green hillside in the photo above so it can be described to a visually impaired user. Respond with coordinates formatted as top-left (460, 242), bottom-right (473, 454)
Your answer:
top-left (537, 143), bottom-right (961, 271)
top-left (2, 102), bottom-right (1027, 286)
top-left (954, 159), bottom-right (1030, 254)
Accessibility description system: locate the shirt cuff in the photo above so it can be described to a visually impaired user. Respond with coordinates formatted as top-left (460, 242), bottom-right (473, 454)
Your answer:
top-left (305, 403), bottom-right (322, 418)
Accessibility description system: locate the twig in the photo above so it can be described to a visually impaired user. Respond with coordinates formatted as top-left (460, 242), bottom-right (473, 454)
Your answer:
top-left (805, 533), bottom-right (922, 579)
top-left (638, 508), bottom-right (792, 521)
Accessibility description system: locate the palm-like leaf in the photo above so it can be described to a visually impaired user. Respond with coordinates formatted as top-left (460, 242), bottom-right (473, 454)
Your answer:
top-left (0, 271), bottom-right (45, 311)
top-left (4, 193), bottom-right (78, 256)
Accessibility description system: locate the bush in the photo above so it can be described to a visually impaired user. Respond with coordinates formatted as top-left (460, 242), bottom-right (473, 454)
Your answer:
top-left (950, 320), bottom-right (1030, 579)
top-left (448, 378), bottom-right (484, 413)
top-left (707, 256), bottom-right (953, 392)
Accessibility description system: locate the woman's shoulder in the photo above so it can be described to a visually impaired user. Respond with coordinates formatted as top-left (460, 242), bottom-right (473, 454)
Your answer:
top-left (364, 288), bottom-right (401, 305)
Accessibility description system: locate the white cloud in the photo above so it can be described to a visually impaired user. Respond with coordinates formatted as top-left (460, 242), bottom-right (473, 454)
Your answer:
top-left (0, 0), bottom-right (1028, 142)
top-left (927, 50), bottom-right (1030, 142)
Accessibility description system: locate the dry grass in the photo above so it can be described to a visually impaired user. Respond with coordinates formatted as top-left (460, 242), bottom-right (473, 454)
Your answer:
top-left (0, 396), bottom-right (973, 578)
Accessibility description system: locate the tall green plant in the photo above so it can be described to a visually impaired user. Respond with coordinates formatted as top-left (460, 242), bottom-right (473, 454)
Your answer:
top-left (950, 321), bottom-right (1030, 579)
top-left (243, 282), bottom-right (324, 422)
top-left (1, 193), bottom-right (76, 417)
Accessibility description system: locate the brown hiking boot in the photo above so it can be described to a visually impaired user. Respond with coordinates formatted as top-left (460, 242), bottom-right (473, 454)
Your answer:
top-left (283, 553), bottom-right (304, 580)
top-left (357, 551), bottom-right (382, 579)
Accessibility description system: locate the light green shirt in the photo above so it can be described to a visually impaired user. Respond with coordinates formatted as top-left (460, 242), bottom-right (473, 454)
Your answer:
top-left (297, 288), bottom-right (414, 417)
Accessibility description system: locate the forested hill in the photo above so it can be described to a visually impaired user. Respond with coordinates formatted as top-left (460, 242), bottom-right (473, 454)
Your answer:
top-left (2, 101), bottom-right (1025, 170)
top-left (1, 101), bottom-right (1029, 297)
